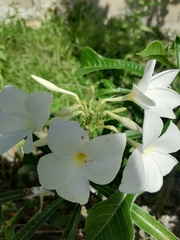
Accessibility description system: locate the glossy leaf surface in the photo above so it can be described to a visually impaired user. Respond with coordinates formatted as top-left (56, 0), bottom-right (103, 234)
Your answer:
top-left (85, 192), bottom-right (134, 240)
top-left (75, 47), bottom-right (144, 77)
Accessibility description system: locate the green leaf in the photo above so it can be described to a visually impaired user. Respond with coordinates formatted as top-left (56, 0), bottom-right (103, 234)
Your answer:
top-left (91, 184), bottom-right (115, 198)
top-left (12, 198), bottom-right (63, 240)
top-left (75, 47), bottom-right (144, 77)
top-left (18, 164), bottom-right (36, 175)
top-left (23, 153), bottom-right (38, 165)
top-left (175, 36), bottom-right (180, 68)
top-left (85, 192), bottom-right (135, 240)
top-left (96, 79), bottom-right (131, 98)
top-left (95, 87), bottom-right (131, 98)
top-left (132, 204), bottom-right (179, 240)
top-left (4, 201), bottom-right (30, 240)
top-left (0, 204), bottom-right (4, 225)
top-left (49, 210), bottom-right (70, 228)
top-left (137, 40), bottom-right (165, 56)
top-left (8, 200), bottom-right (30, 227)
top-left (0, 190), bottom-right (23, 204)
top-left (61, 204), bottom-right (81, 240)
top-left (125, 130), bottom-right (142, 139)
top-left (4, 226), bottom-right (15, 240)
top-left (101, 79), bottom-right (116, 90)
top-left (137, 40), bottom-right (178, 69)
top-left (0, 50), bottom-right (6, 61)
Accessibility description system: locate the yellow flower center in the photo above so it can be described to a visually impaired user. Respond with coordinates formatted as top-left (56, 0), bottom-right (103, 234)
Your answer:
top-left (143, 146), bottom-right (152, 155)
top-left (74, 152), bottom-right (87, 166)
top-left (27, 120), bottom-right (32, 129)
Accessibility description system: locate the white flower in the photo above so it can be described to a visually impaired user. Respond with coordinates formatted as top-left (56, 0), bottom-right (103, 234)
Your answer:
top-left (125, 60), bottom-right (180, 118)
top-left (119, 111), bottom-right (180, 194)
top-left (37, 118), bottom-right (126, 204)
top-left (0, 85), bottom-right (52, 154)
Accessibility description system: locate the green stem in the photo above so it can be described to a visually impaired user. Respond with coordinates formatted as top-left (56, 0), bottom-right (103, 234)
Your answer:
top-left (127, 137), bottom-right (140, 148)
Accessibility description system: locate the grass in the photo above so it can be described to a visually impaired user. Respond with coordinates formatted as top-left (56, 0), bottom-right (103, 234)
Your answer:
top-left (0, 2), bottom-right (179, 134)
top-left (0, 11), bottom-right (95, 112)
top-left (0, 2), bottom-right (166, 113)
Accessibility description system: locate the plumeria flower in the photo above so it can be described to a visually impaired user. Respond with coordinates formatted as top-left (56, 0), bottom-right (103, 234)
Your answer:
top-left (102, 60), bottom-right (180, 118)
top-left (119, 111), bottom-right (180, 194)
top-left (37, 118), bottom-right (126, 204)
top-left (0, 85), bottom-right (52, 154)
top-left (123, 60), bottom-right (180, 118)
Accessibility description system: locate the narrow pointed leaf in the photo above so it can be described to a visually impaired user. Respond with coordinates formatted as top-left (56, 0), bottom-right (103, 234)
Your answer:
top-left (49, 210), bottom-right (70, 228)
top-left (4, 226), bottom-right (15, 240)
top-left (60, 204), bottom-right (81, 240)
top-left (132, 204), bottom-right (179, 240)
top-left (8, 200), bottom-right (30, 227)
top-left (125, 130), bottom-right (142, 139)
top-left (75, 47), bottom-right (144, 77)
top-left (4, 201), bottom-right (30, 240)
top-left (12, 198), bottom-right (63, 240)
top-left (85, 192), bottom-right (134, 240)
top-left (0, 190), bottom-right (23, 204)
top-left (95, 88), bottom-right (130, 98)
top-left (96, 79), bottom-right (131, 98)
top-left (101, 79), bottom-right (131, 94)
top-left (175, 36), bottom-right (180, 68)
top-left (0, 204), bottom-right (4, 225)
top-left (137, 40), bottom-right (178, 69)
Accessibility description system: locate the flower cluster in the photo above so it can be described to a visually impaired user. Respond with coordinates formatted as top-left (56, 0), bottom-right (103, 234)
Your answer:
top-left (0, 59), bottom-right (180, 204)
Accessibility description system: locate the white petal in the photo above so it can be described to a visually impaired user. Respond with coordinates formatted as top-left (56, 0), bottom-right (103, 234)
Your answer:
top-left (23, 132), bottom-right (34, 154)
top-left (56, 167), bottom-right (90, 204)
top-left (37, 153), bottom-right (76, 189)
top-left (149, 69), bottom-right (179, 88)
top-left (25, 92), bottom-right (52, 131)
top-left (82, 133), bottom-right (126, 184)
top-left (48, 118), bottom-right (89, 158)
top-left (0, 85), bottom-right (28, 122)
top-left (0, 131), bottom-right (28, 155)
top-left (144, 154), bottom-right (163, 193)
top-left (148, 150), bottom-right (178, 176)
top-left (130, 84), bottom-right (155, 109)
top-left (146, 87), bottom-right (180, 109)
top-left (152, 121), bottom-right (180, 153)
top-left (119, 148), bottom-right (148, 194)
top-left (31, 75), bottom-right (79, 100)
top-left (0, 110), bottom-right (28, 133)
top-left (142, 111), bottom-right (163, 150)
top-left (137, 60), bottom-right (156, 92)
top-left (146, 102), bottom-right (176, 119)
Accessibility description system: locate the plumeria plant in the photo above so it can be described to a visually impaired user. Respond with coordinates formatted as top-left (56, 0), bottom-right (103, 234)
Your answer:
top-left (0, 38), bottom-right (180, 240)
